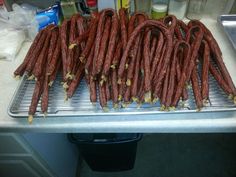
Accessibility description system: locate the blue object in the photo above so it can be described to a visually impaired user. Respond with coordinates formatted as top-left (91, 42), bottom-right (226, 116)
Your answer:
top-left (36, 3), bottom-right (59, 30)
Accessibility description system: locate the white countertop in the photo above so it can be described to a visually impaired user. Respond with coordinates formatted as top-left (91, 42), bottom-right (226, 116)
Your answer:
top-left (1, 17), bottom-right (236, 133)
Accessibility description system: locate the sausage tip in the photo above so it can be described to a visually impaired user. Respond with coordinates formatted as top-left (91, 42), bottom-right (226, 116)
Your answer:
top-left (28, 115), bottom-right (33, 124)
top-left (117, 78), bottom-right (122, 85)
top-left (203, 99), bottom-right (209, 106)
top-left (196, 108), bottom-right (202, 112)
top-left (66, 73), bottom-right (73, 80)
top-left (99, 80), bottom-right (104, 86)
top-left (48, 81), bottom-right (54, 87)
top-left (64, 95), bottom-right (69, 102)
top-left (152, 98), bottom-right (159, 104)
top-left (160, 105), bottom-right (166, 111)
top-left (102, 106), bottom-right (109, 112)
top-left (14, 75), bottom-right (21, 80)
top-left (69, 43), bottom-right (77, 50)
top-left (118, 95), bottom-right (122, 101)
top-left (144, 91), bottom-right (152, 103)
top-left (27, 75), bottom-right (35, 80)
top-left (126, 79), bottom-right (131, 86)
top-left (79, 56), bottom-right (85, 63)
top-left (63, 82), bottom-right (69, 90)
top-left (110, 65), bottom-right (116, 69)
top-left (169, 106), bottom-right (176, 111)
top-left (113, 103), bottom-right (119, 109)
top-left (132, 97), bottom-right (138, 102)
top-left (125, 64), bottom-right (129, 69)
top-left (43, 112), bottom-right (47, 118)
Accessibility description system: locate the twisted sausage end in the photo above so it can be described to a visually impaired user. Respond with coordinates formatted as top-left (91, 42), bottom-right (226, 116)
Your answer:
top-left (69, 43), bottom-right (77, 50)
top-left (160, 105), bottom-right (166, 111)
top-left (126, 79), bottom-right (131, 86)
top-left (118, 95), bottom-right (122, 101)
top-left (28, 115), bottom-right (33, 124)
top-left (14, 75), bottom-right (21, 80)
top-left (144, 92), bottom-right (152, 103)
top-left (132, 97), bottom-right (138, 102)
top-left (152, 98), bottom-right (159, 104)
top-left (27, 75), bottom-right (35, 81)
top-left (113, 103), bottom-right (119, 109)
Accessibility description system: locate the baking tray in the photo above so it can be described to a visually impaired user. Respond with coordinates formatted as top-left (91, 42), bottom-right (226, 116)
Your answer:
top-left (218, 15), bottom-right (236, 50)
top-left (8, 71), bottom-right (236, 118)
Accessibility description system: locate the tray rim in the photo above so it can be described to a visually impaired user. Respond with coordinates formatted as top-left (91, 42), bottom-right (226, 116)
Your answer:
top-left (7, 75), bottom-right (236, 119)
top-left (218, 14), bottom-right (236, 50)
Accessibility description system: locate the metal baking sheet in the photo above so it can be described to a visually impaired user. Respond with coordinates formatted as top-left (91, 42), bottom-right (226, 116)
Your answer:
top-left (218, 15), bottom-right (236, 50)
top-left (8, 71), bottom-right (236, 118)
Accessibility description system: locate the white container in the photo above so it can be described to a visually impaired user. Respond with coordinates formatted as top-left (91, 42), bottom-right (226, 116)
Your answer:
top-left (168, 0), bottom-right (188, 19)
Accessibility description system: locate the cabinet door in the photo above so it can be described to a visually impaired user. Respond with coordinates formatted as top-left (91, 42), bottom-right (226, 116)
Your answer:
top-left (0, 133), bottom-right (56, 177)
top-left (0, 159), bottom-right (41, 177)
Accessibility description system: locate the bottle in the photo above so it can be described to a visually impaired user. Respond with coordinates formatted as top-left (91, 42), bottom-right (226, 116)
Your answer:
top-left (60, 0), bottom-right (78, 19)
top-left (151, 3), bottom-right (168, 19)
top-left (86, 0), bottom-right (98, 13)
top-left (186, 0), bottom-right (207, 20)
top-left (168, 0), bottom-right (188, 20)
top-left (134, 0), bottom-right (151, 15)
top-left (116, 0), bottom-right (131, 11)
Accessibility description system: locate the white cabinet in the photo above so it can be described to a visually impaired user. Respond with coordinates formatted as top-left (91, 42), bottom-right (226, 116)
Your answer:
top-left (0, 133), bottom-right (78, 177)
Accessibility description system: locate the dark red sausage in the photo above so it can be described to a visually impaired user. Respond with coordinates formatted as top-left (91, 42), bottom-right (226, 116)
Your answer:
top-left (209, 63), bottom-right (232, 96)
top-left (119, 20), bottom-right (173, 94)
top-left (201, 41), bottom-right (210, 103)
top-left (80, 14), bottom-right (99, 62)
top-left (131, 37), bottom-right (142, 102)
top-left (25, 31), bottom-right (48, 76)
top-left (14, 30), bottom-right (43, 77)
top-left (111, 69), bottom-right (119, 108)
top-left (150, 32), bottom-right (164, 81)
top-left (119, 8), bottom-right (128, 51)
top-left (49, 59), bottom-right (61, 87)
top-left (67, 64), bottom-right (85, 98)
top-left (93, 17), bottom-right (112, 76)
top-left (98, 80), bottom-right (108, 110)
top-left (34, 29), bottom-right (53, 80)
top-left (85, 44), bottom-right (95, 75)
top-left (60, 20), bottom-right (70, 81)
top-left (171, 41), bottom-right (191, 107)
top-left (185, 25), bottom-right (203, 82)
top-left (165, 41), bottom-right (180, 108)
top-left (191, 65), bottom-right (203, 110)
top-left (47, 35), bottom-right (61, 76)
top-left (143, 30), bottom-right (152, 103)
top-left (89, 76), bottom-right (97, 104)
top-left (160, 66), bottom-right (170, 110)
top-left (41, 75), bottom-right (49, 115)
top-left (28, 76), bottom-right (45, 123)
top-left (102, 13), bottom-right (120, 78)
top-left (111, 41), bottom-right (122, 69)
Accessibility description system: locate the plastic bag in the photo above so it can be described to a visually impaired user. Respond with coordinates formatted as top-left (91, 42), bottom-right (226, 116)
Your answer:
top-left (0, 27), bottom-right (25, 61)
top-left (36, 3), bottom-right (60, 30)
top-left (0, 3), bottom-right (38, 40)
